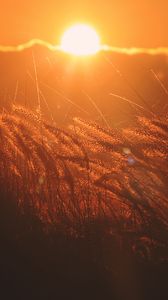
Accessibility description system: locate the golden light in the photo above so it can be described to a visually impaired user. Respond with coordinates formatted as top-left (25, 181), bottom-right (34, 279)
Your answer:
top-left (60, 24), bottom-right (101, 56)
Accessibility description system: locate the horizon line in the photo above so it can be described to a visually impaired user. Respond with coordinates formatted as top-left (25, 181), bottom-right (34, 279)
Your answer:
top-left (0, 39), bottom-right (168, 56)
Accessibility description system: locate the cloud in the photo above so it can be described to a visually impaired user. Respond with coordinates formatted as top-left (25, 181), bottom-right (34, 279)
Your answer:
top-left (0, 39), bottom-right (168, 56)
top-left (102, 45), bottom-right (168, 56)
top-left (0, 39), bottom-right (60, 52)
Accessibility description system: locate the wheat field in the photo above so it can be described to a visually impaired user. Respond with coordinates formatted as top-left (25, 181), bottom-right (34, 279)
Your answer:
top-left (0, 105), bottom-right (167, 263)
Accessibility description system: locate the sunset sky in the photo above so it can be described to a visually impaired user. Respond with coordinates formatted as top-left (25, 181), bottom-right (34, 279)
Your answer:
top-left (0, 1), bottom-right (167, 47)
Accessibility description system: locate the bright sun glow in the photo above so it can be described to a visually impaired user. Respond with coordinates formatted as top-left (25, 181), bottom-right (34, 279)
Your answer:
top-left (60, 24), bottom-right (101, 56)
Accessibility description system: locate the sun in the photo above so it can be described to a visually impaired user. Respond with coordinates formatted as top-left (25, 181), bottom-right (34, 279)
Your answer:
top-left (60, 24), bottom-right (101, 56)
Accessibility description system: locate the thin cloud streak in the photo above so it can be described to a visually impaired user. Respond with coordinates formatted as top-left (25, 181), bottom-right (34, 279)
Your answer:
top-left (0, 39), bottom-right (60, 52)
top-left (102, 45), bottom-right (168, 56)
top-left (0, 39), bottom-right (168, 56)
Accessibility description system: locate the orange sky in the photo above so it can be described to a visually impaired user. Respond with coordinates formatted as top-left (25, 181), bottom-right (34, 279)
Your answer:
top-left (0, 1), bottom-right (167, 47)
